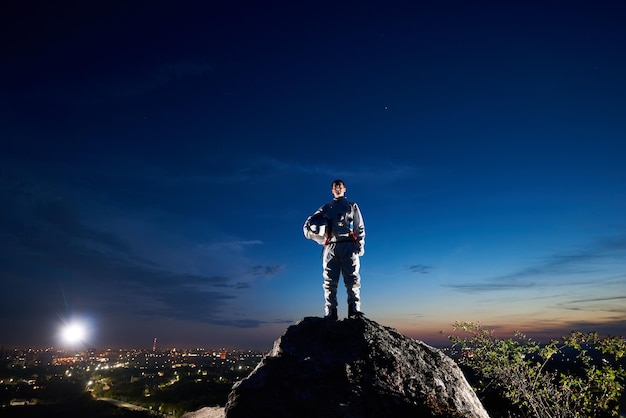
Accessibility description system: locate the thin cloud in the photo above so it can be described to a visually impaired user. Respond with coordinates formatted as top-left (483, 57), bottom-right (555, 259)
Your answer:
top-left (494, 235), bottom-right (626, 281)
top-left (557, 295), bottom-right (626, 315)
top-left (0, 179), bottom-right (265, 329)
top-left (530, 318), bottom-right (626, 339)
top-left (408, 264), bottom-right (432, 274)
top-left (202, 240), bottom-right (263, 252)
top-left (258, 157), bottom-right (421, 185)
top-left (447, 235), bottom-right (626, 294)
top-left (564, 295), bottom-right (626, 304)
top-left (212, 281), bottom-right (252, 289)
top-left (32, 198), bottom-right (133, 253)
top-left (34, 151), bottom-right (420, 197)
top-left (150, 156), bottom-right (422, 186)
top-left (0, 178), bottom-right (131, 256)
top-left (446, 282), bottom-right (535, 293)
top-left (251, 265), bottom-right (283, 276)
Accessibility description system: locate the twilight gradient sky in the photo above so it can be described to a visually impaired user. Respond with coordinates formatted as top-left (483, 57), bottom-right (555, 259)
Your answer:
top-left (1, 1), bottom-right (625, 350)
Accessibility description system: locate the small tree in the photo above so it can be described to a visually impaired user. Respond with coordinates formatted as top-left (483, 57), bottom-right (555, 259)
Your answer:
top-left (449, 322), bottom-right (626, 418)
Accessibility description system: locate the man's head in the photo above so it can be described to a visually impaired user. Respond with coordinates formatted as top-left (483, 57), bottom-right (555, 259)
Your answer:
top-left (331, 179), bottom-right (346, 198)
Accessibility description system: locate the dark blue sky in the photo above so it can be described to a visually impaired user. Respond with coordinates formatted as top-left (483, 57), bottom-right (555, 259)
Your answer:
top-left (2, 1), bottom-right (625, 349)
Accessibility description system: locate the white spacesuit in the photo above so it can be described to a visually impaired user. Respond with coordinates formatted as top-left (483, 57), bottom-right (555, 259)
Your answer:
top-left (303, 180), bottom-right (365, 320)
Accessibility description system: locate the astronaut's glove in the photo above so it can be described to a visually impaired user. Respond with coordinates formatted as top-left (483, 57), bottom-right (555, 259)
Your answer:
top-left (356, 241), bottom-right (365, 256)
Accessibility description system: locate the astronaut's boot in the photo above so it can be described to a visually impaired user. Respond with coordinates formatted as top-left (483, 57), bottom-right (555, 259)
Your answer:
top-left (348, 307), bottom-right (365, 319)
top-left (325, 307), bottom-right (338, 320)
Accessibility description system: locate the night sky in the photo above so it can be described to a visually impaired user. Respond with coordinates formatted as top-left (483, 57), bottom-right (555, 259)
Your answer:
top-left (2, 1), bottom-right (625, 350)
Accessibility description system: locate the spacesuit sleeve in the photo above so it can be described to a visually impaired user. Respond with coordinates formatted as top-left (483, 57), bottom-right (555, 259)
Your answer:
top-left (352, 203), bottom-right (365, 254)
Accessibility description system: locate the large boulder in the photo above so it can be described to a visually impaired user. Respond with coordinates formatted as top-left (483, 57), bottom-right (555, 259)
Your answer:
top-left (224, 317), bottom-right (489, 418)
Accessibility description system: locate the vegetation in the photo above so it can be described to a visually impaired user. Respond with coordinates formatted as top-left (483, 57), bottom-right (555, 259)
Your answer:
top-left (449, 321), bottom-right (626, 418)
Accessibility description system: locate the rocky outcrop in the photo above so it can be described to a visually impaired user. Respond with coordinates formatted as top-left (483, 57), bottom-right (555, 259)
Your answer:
top-left (224, 317), bottom-right (489, 418)
top-left (182, 406), bottom-right (225, 418)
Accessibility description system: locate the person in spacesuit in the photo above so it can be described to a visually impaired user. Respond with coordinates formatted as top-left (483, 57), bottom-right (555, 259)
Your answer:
top-left (303, 179), bottom-right (365, 320)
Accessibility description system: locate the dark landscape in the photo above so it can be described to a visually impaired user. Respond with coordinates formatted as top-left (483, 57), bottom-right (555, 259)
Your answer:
top-left (2, 319), bottom-right (625, 418)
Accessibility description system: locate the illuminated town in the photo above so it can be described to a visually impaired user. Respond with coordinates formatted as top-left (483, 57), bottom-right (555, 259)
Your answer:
top-left (2, 343), bottom-right (591, 416)
top-left (0, 345), bottom-right (265, 416)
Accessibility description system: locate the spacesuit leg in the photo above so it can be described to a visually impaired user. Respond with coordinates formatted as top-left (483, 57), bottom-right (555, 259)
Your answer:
top-left (322, 244), bottom-right (340, 316)
top-left (339, 243), bottom-right (361, 313)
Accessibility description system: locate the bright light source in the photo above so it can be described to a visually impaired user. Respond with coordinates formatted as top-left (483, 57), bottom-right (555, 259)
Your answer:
top-left (60, 319), bottom-right (89, 345)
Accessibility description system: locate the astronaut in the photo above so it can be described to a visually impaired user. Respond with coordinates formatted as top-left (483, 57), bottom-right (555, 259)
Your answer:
top-left (303, 179), bottom-right (365, 320)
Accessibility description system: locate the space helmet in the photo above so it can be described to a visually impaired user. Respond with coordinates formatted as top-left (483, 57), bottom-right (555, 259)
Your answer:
top-left (308, 212), bottom-right (329, 238)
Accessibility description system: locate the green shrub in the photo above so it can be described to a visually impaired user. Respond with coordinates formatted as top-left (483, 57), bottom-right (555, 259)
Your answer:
top-left (449, 321), bottom-right (626, 418)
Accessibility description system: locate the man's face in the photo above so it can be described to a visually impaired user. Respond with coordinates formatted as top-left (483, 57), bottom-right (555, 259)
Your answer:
top-left (332, 182), bottom-right (346, 198)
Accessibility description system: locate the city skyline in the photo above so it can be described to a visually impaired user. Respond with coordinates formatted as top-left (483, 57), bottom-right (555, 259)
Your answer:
top-left (1, 1), bottom-right (625, 350)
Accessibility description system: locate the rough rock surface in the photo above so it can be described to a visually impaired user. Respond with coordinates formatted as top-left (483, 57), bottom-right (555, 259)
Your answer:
top-left (224, 317), bottom-right (489, 418)
top-left (181, 406), bottom-right (225, 418)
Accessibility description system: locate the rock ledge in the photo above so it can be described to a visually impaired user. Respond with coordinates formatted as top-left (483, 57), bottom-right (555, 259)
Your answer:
top-left (224, 317), bottom-right (489, 418)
